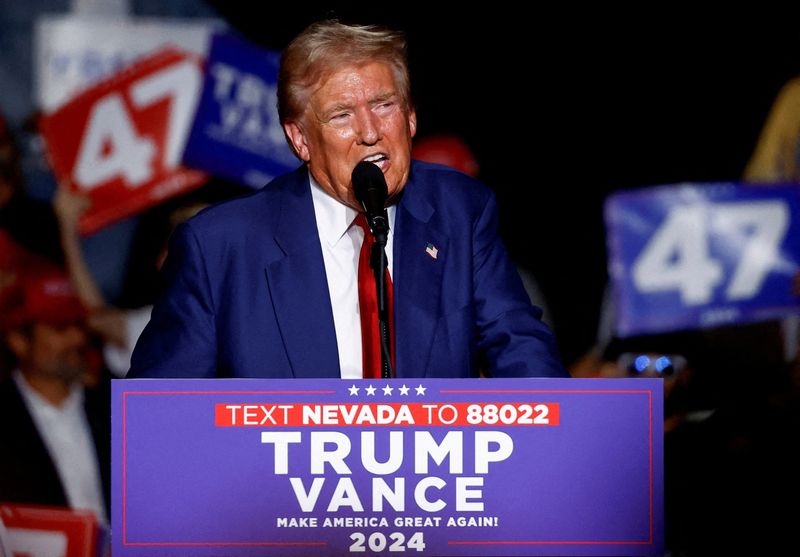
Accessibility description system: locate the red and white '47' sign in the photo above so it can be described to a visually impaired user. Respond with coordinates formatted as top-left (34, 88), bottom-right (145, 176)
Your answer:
top-left (0, 503), bottom-right (99, 557)
top-left (40, 48), bottom-right (207, 235)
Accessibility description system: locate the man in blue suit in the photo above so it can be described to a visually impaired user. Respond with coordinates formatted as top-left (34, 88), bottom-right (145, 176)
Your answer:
top-left (129, 20), bottom-right (566, 379)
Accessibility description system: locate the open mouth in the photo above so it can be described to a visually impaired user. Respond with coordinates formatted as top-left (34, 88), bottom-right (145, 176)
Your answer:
top-left (362, 153), bottom-right (389, 170)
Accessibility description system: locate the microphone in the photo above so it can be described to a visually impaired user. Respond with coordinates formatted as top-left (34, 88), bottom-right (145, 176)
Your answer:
top-left (352, 161), bottom-right (390, 241)
top-left (352, 160), bottom-right (393, 377)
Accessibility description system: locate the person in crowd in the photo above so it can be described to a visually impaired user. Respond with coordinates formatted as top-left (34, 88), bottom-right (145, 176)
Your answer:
top-left (742, 77), bottom-right (800, 368)
top-left (129, 20), bottom-right (566, 379)
top-left (412, 133), bottom-right (480, 178)
top-left (53, 186), bottom-right (209, 377)
top-left (0, 268), bottom-right (108, 524)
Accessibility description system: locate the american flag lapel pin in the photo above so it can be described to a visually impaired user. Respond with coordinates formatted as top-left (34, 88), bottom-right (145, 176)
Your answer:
top-left (425, 242), bottom-right (438, 260)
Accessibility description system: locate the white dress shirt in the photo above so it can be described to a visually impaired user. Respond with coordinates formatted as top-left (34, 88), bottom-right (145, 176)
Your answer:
top-left (309, 173), bottom-right (395, 379)
top-left (13, 371), bottom-right (107, 523)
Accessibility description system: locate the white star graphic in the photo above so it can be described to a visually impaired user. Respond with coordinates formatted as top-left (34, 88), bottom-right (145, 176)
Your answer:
top-left (348, 384), bottom-right (360, 396)
top-left (365, 385), bottom-right (377, 396)
top-left (398, 384), bottom-right (410, 395)
top-left (415, 384), bottom-right (427, 396)
top-left (382, 385), bottom-right (394, 396)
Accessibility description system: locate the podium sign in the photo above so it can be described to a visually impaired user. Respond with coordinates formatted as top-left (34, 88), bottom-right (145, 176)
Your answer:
top-left (113, 378), bottom-right (663, 556)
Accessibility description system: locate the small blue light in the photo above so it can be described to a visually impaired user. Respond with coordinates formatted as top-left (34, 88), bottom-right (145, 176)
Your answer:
top-left (655, 356), bottom-right (672, 373)
top-left (633, 355), bottom-right (651, 373)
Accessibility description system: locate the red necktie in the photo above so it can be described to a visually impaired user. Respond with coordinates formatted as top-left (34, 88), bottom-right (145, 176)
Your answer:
top-left (354, 213), bottom-right (394, 378)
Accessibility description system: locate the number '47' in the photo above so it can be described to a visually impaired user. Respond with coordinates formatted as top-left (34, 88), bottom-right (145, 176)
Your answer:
top-left (632, 201), bottom-right (789, 305)
top-left (73, 60), bottom-right (201, 190)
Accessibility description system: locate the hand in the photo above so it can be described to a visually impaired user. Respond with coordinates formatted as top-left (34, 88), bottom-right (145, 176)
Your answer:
top-left (53, 186), bottom-right (91, 232)
top-left (87, 307), bottom-right (128, 348)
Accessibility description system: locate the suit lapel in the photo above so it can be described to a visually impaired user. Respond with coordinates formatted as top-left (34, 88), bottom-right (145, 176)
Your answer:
top-left (393, 174), bottom-right (447, 378)
top-left (264, 169), bottom-right (340, 378)
top-left (1, 378), bottom-right (69, 506)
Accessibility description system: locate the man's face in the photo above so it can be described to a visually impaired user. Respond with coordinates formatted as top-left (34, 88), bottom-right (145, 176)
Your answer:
top-left (18, 322), bottom-right (90, 384)
top-left (284, 61), bottom-right (417, 209)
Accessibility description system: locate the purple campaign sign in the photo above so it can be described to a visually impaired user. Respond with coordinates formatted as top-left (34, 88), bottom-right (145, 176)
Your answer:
top-left (112, 378), bottom-right (663, 556)
top-left (605, 182), bottom-right (800, 337)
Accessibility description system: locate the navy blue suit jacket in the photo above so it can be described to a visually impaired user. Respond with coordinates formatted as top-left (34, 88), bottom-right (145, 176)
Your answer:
top-left (129, 162), bottom-right (566, 378)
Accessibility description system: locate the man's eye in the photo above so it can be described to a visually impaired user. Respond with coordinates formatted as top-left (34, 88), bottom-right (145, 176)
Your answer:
top-left (331, 113), bottom-right (350, 121)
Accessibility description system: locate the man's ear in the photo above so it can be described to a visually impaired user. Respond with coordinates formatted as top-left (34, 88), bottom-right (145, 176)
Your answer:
top-left (5, 329), bottom-right (30, 361)
top-left (408, 108), bottom-right (417, 139)
top-left (283, 121), bottom-right (311, 161)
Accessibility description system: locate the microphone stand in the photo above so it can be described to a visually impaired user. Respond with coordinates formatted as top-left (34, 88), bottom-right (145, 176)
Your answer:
top-left (370, 228), bottom-right (393, 378)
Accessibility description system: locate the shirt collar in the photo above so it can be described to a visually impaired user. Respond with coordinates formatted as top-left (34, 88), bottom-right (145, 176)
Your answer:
top-left (13, 369), bottom-right (84, 414)
top-left (309, 172), bottom-right (358, 248)
top-left (308, 169), bottom-right (397, 247)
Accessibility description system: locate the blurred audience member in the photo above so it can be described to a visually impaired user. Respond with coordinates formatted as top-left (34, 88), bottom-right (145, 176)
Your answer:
top-left (584, 321), bottom-right (797, 553)
top-left (412, 133), bottom-right (480, 177)
top-left (591, 332), bottom-right (726, 554)
top-left (743, 79), bottom-right (800, 368)
top-left (54, 187), bottom-right (208, 376)
top-left (0, 269), bottom-right (108, 524)
top-left (744, 90), bottom-right (800, 546)
top-left (745, 76), bottom-right (800, 182)
top-left (1, 232), bottom-right (63, 379)
top-left (597, 333), bottom-right (707, 427)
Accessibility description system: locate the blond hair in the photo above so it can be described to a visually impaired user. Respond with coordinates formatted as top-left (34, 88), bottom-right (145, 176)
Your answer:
top-left (278, 20), bottom-right (411, 125)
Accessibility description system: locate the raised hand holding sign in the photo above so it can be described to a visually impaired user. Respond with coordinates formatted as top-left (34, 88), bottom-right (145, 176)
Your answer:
top-left (40, 48), bottom-right (207, 235)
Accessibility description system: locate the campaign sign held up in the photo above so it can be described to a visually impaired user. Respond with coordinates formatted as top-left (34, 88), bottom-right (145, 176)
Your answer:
top-left (40, 48), bottom-right (207, 235)
top-left (0, 503), bottom-right (99, 557)
top-left (605, 183), bottom-right (800, 337)
top-left (181, 33), bottom-right (299, 189)
top-left (113, 378), bottom-right (663, 556)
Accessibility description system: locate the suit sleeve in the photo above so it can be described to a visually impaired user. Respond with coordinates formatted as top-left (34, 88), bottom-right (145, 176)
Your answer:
top-left (128, 223), bottom-right (217, 378)
top-left (472, 192), bottom-right (569, 377)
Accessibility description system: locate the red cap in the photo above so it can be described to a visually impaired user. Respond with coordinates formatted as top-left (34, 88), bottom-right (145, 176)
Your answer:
top-left (412, 134), bottom-right (480, 177)
top-left (0, 269), bottom-right (87, 331)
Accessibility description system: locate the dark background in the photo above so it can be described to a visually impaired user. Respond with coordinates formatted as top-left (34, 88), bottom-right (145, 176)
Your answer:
top-left (202, 4), bottom-right (800, 364)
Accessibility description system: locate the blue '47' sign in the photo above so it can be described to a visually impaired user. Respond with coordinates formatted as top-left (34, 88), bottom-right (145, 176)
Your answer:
top-left (605, 183), bottom-right (800, 337)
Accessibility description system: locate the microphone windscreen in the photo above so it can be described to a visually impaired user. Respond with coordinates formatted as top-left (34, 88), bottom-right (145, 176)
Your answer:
top-left (352, 161), bottom-right (388, 214)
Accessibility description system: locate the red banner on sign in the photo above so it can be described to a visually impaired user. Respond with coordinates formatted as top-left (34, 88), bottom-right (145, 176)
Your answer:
top-left (40, 48), bottom-right (207, 235)
top-left (214, 402), bottom-right (561, 427)
top-left (0, 503), bottom-right (99, 557)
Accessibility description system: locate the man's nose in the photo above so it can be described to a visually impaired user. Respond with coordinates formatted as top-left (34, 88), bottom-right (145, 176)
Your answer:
top-left (354, 108), bottom-right (381, 145)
